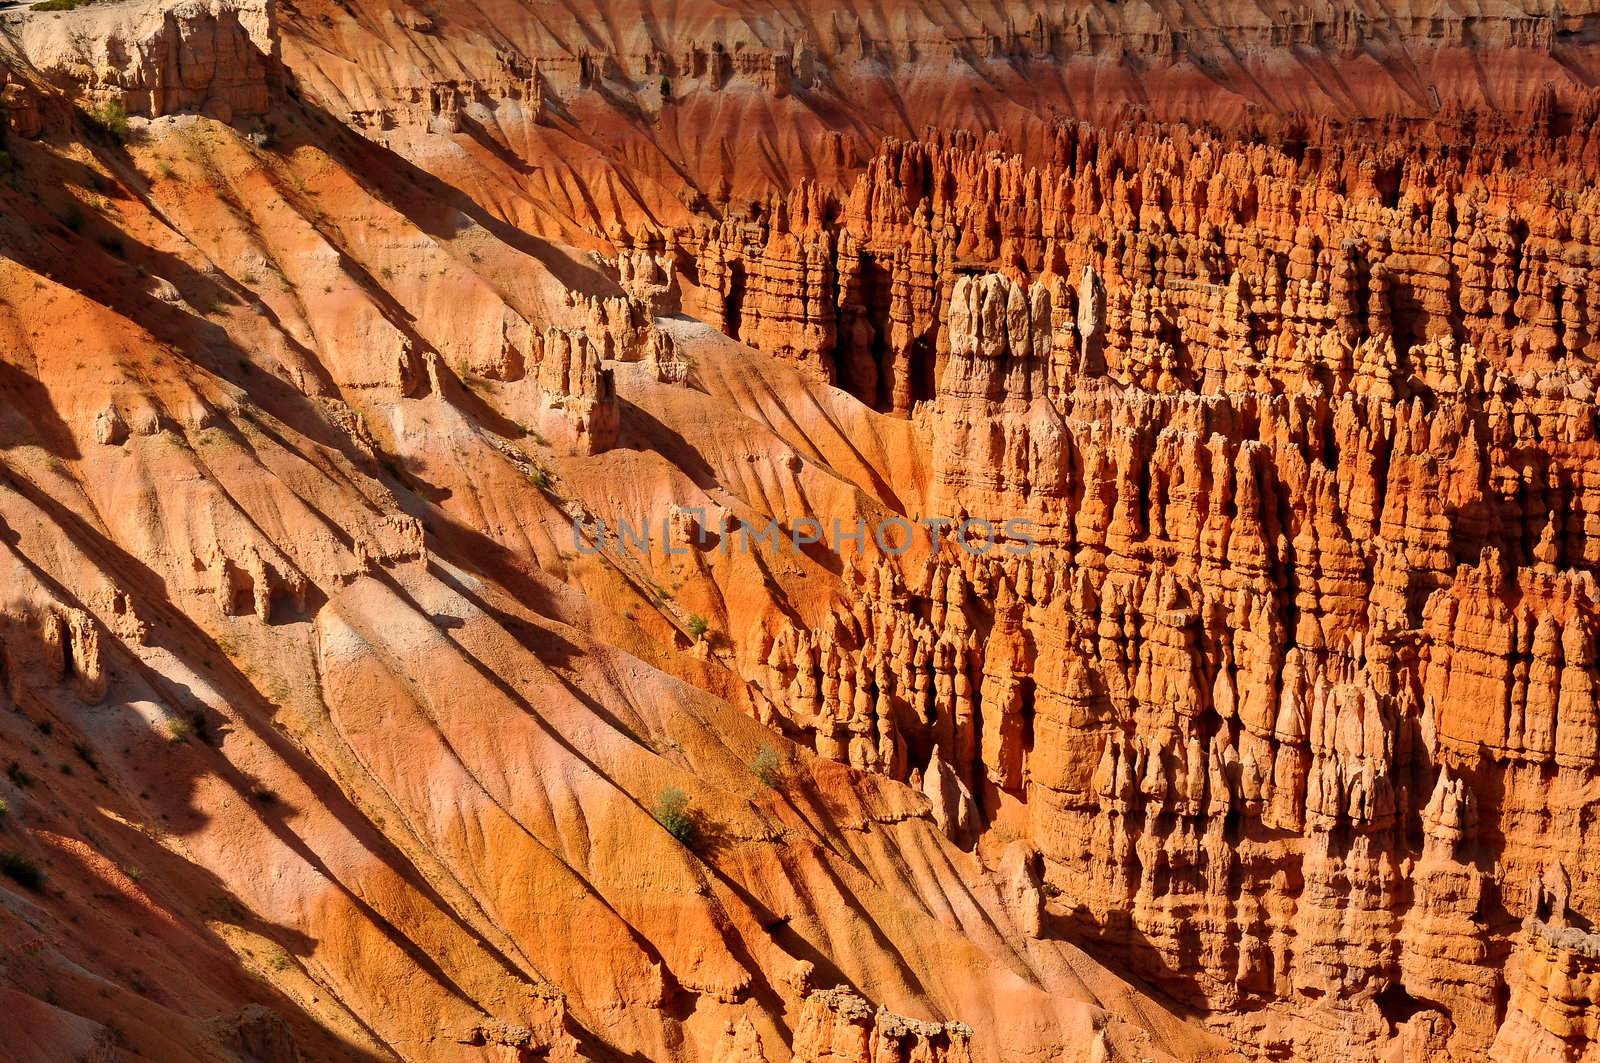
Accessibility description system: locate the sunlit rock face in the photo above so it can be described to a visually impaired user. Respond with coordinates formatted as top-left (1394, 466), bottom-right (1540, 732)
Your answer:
top-left (0, 0), bottom-right (1598, 1060)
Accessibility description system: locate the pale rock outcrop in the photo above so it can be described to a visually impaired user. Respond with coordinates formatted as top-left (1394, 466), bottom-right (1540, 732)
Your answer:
top-left (17, 0), bottom-right (279, 121)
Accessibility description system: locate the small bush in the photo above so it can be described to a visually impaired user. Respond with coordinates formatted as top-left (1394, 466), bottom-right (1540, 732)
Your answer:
top-left (6, 763), bottom-right (33, 789)
top-left (34, 0), bottom-right (98, 10)
top-left (0, 796), bottom-right (9, 819)
top-left (750, 743), bottom-right (782, 788)
top-left (526, 465), bottom-right (551, 490)
top-left (165, 715), bottom-right (191, 742)
top-left (652, 786), bottom-right (696, 845)
top-left (685, 614), bottom-right (709, 638)
top-left (85, 100), bottom-right (130, 142)
top-left (0, 851), bottom-right (43, 890)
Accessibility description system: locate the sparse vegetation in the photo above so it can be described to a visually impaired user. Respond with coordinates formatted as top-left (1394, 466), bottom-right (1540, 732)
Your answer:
top-left (6, 763), bottom-right (34, 789)
top-left (652, 786), bottom-right (696, 845)
top-left (164, 715), bottom-right (191, 742)
top-left (34, 0), bottom-right (100, 10)
top-left (526, 465), bottom-right (551, 490)
top-left (0, 851), bottom-right (43, 890)
top-left (84, 99), bottom-right (130, 142)
top-left (685, 613), bottom-right (709, 638)
top-left (0, 796), bottom-right (10, 819)
top-left (751, 743), bottom-right (782, 788)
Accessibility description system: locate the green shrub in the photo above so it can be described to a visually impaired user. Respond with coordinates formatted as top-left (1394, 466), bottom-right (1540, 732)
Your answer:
top-left (652, 786), bottom-right (695, 845)
top-left (33, 0), bottom-right (98, 10)
top-left (0, 851), bottom-right (43, 890)
top-left (750, 743), bottom-right (782, 788)
top-left (685, 613), bottom-right (709, 638)
top-left (526, 465), bottom-right (550, 490)
top-left (85, 99), bottom-right (130, 141)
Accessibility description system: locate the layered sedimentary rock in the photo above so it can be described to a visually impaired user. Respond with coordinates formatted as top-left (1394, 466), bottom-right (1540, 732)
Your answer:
top-left (720, 114), bottom-right (1600, 1062)
top-left (12, 0), bottom-right (279, 120)
top-left (5, 0), bottom-right (1600, 1060)
top-left (0, 2), bottom-right (1239, 1060)
top-left (790, 989), bottom-right (973, 1063)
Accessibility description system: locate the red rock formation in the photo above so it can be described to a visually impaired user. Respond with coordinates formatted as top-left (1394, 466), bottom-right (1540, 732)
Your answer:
top-left (723, 122), bottom-right (1600, 1057)
top-left (791, 988), bottom-right (974, 1063)
top-left (4, 0), bottom-right (1600, 1060)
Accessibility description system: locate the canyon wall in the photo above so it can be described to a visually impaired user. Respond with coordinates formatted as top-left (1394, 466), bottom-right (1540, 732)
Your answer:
top-left (1, 0), bottom-right (1599, 1060)
top-left (659, 67), bottom-right (1600, 1063)
top-left (272, 0), bottom-right (1600, 241)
